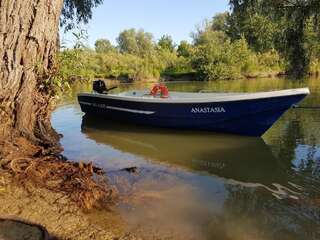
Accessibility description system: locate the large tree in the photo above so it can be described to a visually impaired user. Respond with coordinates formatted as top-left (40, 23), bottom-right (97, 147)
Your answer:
top-left (229, 0), bottom-right (320, 76)
top-left (95, 38), bottom-right (114, 53)
top-left (0, 0), bottom-right (102, 147)
top-left (158, 35), bottom-right (176, 52)
top-left (116, 28), bottom-right (155, 57)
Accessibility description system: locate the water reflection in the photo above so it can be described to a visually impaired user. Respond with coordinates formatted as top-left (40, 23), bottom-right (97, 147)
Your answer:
top-left (82, 115), bottom-right (302, 195)
top-left (81, 115), bottom-right (320, 239)
top-left (51, 77), bottom-right (320, 240)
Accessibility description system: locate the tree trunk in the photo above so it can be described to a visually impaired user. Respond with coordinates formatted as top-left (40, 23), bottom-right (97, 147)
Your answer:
top-left (0, 0), bottom-right (64, 147)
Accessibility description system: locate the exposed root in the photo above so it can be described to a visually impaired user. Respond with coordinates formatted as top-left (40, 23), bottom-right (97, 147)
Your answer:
top-left (0, 137), bottom-right (117, 210)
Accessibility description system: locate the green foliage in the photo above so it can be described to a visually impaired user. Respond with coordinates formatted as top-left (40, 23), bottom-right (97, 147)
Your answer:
top-left (191, 27), bottom-right (283, 80)
top-left (57, 23), bottom-right (287, 84)
top-left (56, 27), bottom-right (196, 83)
top-left (257, 49), bottom-right (283, 72)
top-left (158, 35), bottom-right (176, 52)
top-left (192, 33), bottom-right (251, 80)
top-left (228, 0), bottom-right (320, 77)
top-left (55, 49), bottom-right (96, 83)
top-left (240, 14), bottom-right (277, 52)
top-left (71, 28), bottom-right (89, 49)
top-left (117, 28), bottom-right (155, 57)
top-left (306, 18), bottom-right (320, 74)
top-left (211, 12), bottom-right (230, 32)
top-left (310, 59), bottom-right (320, 74)
top-left (227, 2), bottom-right (280, 53)
top-left (168, 56), bottom-right (193, 74)
top-left (51, 28), bottom-right (93, 90)
top-left (193, 29), bottom-right (228, 46)
top-left (94, 39), bottom-right (115, 53)
top-left (57, 2), bottom-right (320, 85)
top-left (94, 52), bottom-right (160, 80)
top-left (177, 41), bottom-right (193, 58)
top-left (57, 0), bottom-right (320, 85)
top-left (61, 0), bottom-right (103, 31)
top-left (56, 48), bottom-right (194, 83)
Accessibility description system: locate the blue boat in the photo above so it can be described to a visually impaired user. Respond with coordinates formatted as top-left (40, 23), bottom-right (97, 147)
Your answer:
top-left (78, 81), bottom-right (310, 137)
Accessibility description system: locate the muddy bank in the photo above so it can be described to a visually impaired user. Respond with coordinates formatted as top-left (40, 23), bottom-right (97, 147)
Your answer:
top-left (0, 172), bottom-right (137, 239)
top-left (0, 137), bottom-right (116, 210)
top-left (0, 137), bottom-right (139, 239)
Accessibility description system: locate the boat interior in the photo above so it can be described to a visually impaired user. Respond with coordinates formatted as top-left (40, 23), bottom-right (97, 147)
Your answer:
top-left (113, 88), bottom-right (310, 100)
top-left (117, 90), bottom-right (241, 99)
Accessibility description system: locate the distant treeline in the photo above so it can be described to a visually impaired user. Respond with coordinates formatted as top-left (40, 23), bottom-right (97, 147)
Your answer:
top-left (55, 1), bottom-right (320, 86)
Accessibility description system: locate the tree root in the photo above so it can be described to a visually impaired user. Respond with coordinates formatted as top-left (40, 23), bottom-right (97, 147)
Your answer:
top-left (0, 138), bottom-right (117, 210)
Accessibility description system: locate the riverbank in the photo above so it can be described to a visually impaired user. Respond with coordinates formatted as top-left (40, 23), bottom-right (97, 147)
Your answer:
top-left (62, 69), bottom-right (320, 88)
top-left (0, 136), bottom-right (138, 239)
top-left (0, 171), bottom-right (137, 239)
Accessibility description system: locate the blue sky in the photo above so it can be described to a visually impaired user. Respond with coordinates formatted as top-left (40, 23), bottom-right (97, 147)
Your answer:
top-left (61, 0), bottom-right (230, 48)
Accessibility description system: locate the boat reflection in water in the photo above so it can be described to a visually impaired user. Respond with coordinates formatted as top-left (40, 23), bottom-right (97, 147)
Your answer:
top-left (80, 116), bottom-right (315, 240)
top-left (81, 115), bottom-right (292, 190)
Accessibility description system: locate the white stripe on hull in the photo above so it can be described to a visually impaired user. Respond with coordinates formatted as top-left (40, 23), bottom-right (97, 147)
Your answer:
top-left (106, 106), bottom-right (155, 115)
top-left (79, 101), bottom-right (155, 115)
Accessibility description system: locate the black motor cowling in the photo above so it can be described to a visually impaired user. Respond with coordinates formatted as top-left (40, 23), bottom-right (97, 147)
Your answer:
top-left (93, 80), bottom-right (107, 94)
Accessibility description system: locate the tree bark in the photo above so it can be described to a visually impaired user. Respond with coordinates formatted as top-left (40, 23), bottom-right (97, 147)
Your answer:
top-left (0, 0), bottom-right (64, 146)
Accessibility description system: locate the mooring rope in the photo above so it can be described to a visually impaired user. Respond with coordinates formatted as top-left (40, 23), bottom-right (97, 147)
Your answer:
top-left (292, 105), bottom-right (320, 109)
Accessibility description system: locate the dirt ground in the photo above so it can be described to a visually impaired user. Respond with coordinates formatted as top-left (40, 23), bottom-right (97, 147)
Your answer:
top-left (0, 172), bottom-right (136, 240)
top-left (0, 136), bottom-right (140, 240)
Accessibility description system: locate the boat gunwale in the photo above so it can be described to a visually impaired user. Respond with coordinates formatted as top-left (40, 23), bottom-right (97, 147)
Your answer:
top-left (78, 88), bottom-right (310, 104)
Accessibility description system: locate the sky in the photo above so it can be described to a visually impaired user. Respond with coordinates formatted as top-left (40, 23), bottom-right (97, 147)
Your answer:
top-left (61, 0), bottom-right (230, 48)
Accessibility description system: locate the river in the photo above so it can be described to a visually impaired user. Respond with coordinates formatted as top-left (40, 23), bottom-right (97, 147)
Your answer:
top-left (52, 77), bottom-right (320, 240)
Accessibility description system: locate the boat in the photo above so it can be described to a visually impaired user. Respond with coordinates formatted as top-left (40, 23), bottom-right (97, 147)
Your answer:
top-left (78, 80), bottom-right (310, 137)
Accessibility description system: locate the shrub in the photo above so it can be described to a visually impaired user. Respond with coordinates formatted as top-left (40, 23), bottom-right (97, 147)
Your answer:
top-left (191, 32), bottom-right (260, 80)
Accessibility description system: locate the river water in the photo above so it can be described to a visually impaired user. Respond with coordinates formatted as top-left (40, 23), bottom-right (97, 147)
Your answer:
top-left (52, 78), bottom-right (320, 240)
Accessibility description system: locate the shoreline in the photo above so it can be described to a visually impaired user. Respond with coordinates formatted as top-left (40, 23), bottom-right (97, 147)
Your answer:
top-left (65, 70), bottom-right (320, 88)
top-left (0, 137), bottom-right (138, 239)
top-left (0, 172), bottom-right (132, 240)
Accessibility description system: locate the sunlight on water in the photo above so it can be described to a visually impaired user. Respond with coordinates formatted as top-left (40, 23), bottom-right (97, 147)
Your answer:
top-left (52, 77), bottom-right (320, 240)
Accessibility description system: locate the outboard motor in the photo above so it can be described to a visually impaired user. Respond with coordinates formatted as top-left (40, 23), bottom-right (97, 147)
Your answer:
top-left (93, 80), bottom-right (107, 94)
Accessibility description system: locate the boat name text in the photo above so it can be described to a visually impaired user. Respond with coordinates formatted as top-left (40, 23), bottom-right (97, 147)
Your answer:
top-left (191, 107), bottom-right (226, 113)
